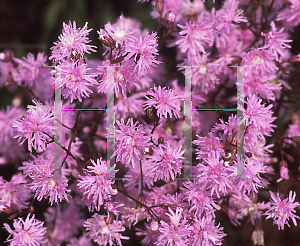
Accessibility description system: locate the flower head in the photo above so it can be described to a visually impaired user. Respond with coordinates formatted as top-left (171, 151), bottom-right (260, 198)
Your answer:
top-left (59, 61), bottom-right (98, 102)
top-left (0, 173), bottom-right (31, 212)
top-left (261, 21), bottom-right (292, 60)
top-left (50, 21), bottom-right (96, 64)
top-left (12, 100), bottom-right (55, 153)
top-left (176, 14), bottom-right (213, 58)
top-left (83, 213), bottom-right (129, 246)
top-left (4, 213), bottom-right (47, 246)
top-left (156, 207), bottom-right (192, 246)
top-left (190, 214), bottom-right (226, 246)
top-left (242, 49), bottom-right (278, 76)
top-left (77, 158), bottom-right (118, 211)
top-left (238, 95), bottom-right (276, 139)
top-left (13, 53), bottom-right (48, 87)
top-left (125, 31), bottom-right (160, 75)
top-left (144, 86), bottom-right (183, 119)
top-left (109, 118), bottom-right (150, 168)
top-left (150, 140), bottom-right (185, 182)
top-left (216, 0), bottom-right (247, 34)
top-left (265, 190), bottom-right (300, 230)
top-left (20, 153), bottom-right (70, 205)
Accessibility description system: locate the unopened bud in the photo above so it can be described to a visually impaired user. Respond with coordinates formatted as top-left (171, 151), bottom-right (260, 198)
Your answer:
top-left (155, 0), bottom-right (164, 15)
top-left (281, 67), bottom-right (290, 75)
top-left (146, 108), bottom-right (154, 121)
top-left (251, 227), bottom-right (264, 246)
top-left (245, 152), bottom-right (252, 158)
top-left (99, 30), bottom-right (116, 49)
top-left (2, 206), bottom-right (13, 214)
top-left (150, 220), bottom-right (159, 231)
top-left (288, 54), bottom-right (300, 64)
top-left (71, 49), bottom-right (80, 62)
top-left (228, 56), bottom-right (242, 66)
top-left (164, 11), bottom-right (175, 32)
top-left (144, 147), bottom-right (154, 155)
top-left (277, 159), bottom-right (289, 182)
top-left (158, 136), bottom-right (164, 144)
top-left (291, 136), bottom-right (300, 144)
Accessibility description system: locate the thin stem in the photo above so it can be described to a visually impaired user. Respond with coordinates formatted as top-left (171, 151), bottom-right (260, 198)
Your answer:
top-left (55, 119), bottom-right (72, 131)
top-left (68, 100), bottom-right (84, 152)
top-left (140, 159), bottom-right (143, 196)
top-left (261, 4), bottom-right (270, 29)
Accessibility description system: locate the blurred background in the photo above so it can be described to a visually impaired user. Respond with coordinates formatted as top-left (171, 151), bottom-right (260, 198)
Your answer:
top-left (0, 0), bottom-right (300, 245)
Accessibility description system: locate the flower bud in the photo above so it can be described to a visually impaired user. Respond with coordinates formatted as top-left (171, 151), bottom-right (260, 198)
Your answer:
top-left (245, 152), bottom-right (252, 158)
top-left (155, 0), bottom-right (164, 16)
top-left (71, 49), bottom-right (81, 62)
top-left (144, 147), bottom-right (154, 155)
top-left (158, 136), bottom-right (164, 144)
top-left (251, 227), bottom-right (264, 246)
top-left (288, 54), bottom-right (300, 64)
top-left (99, 30), bottom-right (116, 49)
top-left (277, 160), bottom-right (289, 182)
top-left (164, 11), bottom-right (175, 31)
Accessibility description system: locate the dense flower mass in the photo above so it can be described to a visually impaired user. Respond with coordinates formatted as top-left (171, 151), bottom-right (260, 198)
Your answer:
top-left (50, 21), bottom-right (96, 64)
top-left (59, 61), bottom-right (98, 102)
top-left (125, 31), bottom-right (160, 75)
top-left (265, 191), bottom-right (300, 230)
top-left (2, 1), bottom-right (300, 245)
top-left (12, 100), bottom-right (55, 153)
top-left (109, 118), bottom-right (150, 168)
top-left (144, 86), bottom-right (183, 119)
top-left (77, 158), bottom-right (118, 211)
top-left (83, 213), bottom-right (129, 246)
top-left (4, 213), bottom-right (47, 246)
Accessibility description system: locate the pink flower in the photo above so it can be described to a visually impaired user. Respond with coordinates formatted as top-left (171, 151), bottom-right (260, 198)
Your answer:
top-left (109, 118), bottom-right (150, 168)
top-left (59, 61), bottom-right (98, 102)
top-left (150, 140), bottom-right (185, 182)
top-left (242, 49), bottom-right (278, 76)
top-left (50, 21), bottom-right (96, 64)
top-left (125, 31), bottom-right (160, 75)
top-left (238, 95), bottom-right (276, 139)
top-left (20, 153), bottom-right (70, 205)
top-left (182, 180), bottom-right (220, 217)
top-left (97, 60), bottom-right (137, 99)
top-left (229, 156), bottom-right (267, 194)
top-left (67, 233), bottom-right (92, 246)
top-left (13, 53), bottom-right (48, 87)
top-left (176, 14), bottom-right (213, 58)
top-left (216, 0), bottom-right (247, 34)
top-left (0, 106), bottom-right (25, 141)
top-left (83, 213), bottom-right (129, 246)
top-left (12, 100), bottom-right (55, 153)
top-left (77, 158), bottom-right (118, 211)
top-left (102, 14), bottom-right (141, 48)
top-left (4, 213), bottom-right (47, 246)
top-left (190, 55), bottom-right (222, 94)
top-left (265, 190), bottom-right (300, 230)
top-left (144, 86), bottom-right (183, 119)
top-left (277, 0), bottom-right (300, 27)
top-left (156, 207), bottom-right (192, 246)
top-left (241, 74), bottom-right (282, 101)
top-left (196, 151), bottom-right (232, 198)
top-left (189, 214), bottom-right (226, 246)
top-left (44, 202), bottom-right (83, 242)
top-left (193, 132), bottom-right (224, 160)
top-left (0, 173), bottom-right (31, 212)
top-left (261, 21), bottom-right (292, 61)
